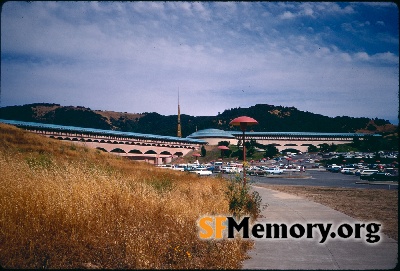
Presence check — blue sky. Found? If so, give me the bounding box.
[1,2,399,124]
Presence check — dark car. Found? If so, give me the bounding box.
[330,167,341,173]
[360,172,398,181]
[207,166,215,172]
[213,165,222,173]
[248,168,266,176]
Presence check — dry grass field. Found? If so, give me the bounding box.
[0,124,253,269]
[256,184,398,241]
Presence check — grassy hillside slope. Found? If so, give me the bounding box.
[0,124,252,269]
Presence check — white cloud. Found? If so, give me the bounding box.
[1,1,398,122]
[373,51,399,63]
[280,11,296,19]
[311,2,354,15]
[355,52,370,61]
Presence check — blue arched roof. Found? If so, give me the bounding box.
[187,128,235,139]
[231,131,381,138]
[0,119,206,144]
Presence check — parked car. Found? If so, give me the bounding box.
[206,166,215,172]
[192,168,213,176]
[360,172,398,181]
[221,166,241,174]
[213,165,222,173]
[360,169,379,176]
[248,167,266,176]
[341,168,355,174]
[264,167,283,175]
[326,165,341,172]
[171,165,186,171]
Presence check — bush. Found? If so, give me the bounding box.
[225,174,262,220]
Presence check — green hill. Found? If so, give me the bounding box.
[0,103,396,137]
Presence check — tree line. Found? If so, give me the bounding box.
[0,103,395,137]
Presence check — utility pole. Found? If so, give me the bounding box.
[177,88,182,138]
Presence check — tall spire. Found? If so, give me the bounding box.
[177,88,182,137]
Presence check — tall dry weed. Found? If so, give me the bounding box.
[0,124,253,269]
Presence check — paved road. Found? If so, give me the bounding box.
[242,186,398,269]
[220,170,398,190]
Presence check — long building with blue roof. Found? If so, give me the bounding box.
[1,118,382,156]
[0,119,206,164]
[188,128,380,152]
[0,119,206,144]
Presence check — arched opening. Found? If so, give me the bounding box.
[282,148,301,154]
[174,152,184,157]
[160,151,172,155]
[144,150,157,154]
[111,148,126,153]
[129,149,143,154]
[96,147,108,152]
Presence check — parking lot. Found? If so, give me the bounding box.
[222,170,398,190]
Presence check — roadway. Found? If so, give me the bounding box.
[221,170,398,190]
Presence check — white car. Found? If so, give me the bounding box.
[221,166,235,173]
[171,165,186,172]
[192,168,213,176]
[222,166,242,174]
[264,167,283,175]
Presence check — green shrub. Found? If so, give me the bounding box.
[225,174,262,220]
[25,153,53,169]
[147,176,176,194]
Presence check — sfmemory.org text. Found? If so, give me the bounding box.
[198,216,381,244]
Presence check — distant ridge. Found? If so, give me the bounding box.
[0,103,397,137]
